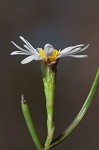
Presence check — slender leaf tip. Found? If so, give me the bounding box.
[21,94,27,104]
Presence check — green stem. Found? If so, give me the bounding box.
[21,95,43,150]
[47,68,99,149]
[41,63,56,148]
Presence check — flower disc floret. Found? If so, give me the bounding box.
[39,48,59,63]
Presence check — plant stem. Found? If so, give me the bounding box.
[41,63,56,148]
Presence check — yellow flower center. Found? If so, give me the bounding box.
[39,48,59,63]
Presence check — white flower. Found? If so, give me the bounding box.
[11,36,89,64]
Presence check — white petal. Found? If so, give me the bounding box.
[44,44,54,56]
[68,44,89,55]
[23,44,32,51]
[67,47,81,54]
[11,51,30,55]
[60,44,84,55]
[21,55,35,64]
[20,36,33,49]
[68,55,88,58]
[11,41,29,53]
[58,53,88,58]
[21,55,43,64]
[72,44,84,48]
[20,36,38,54]
[74,44,89,54]
[59,46,74,55]
[23,45,36,54]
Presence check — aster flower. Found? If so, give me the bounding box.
[11,36,89,65]
[11,36,89,148]
[11,36,99,150]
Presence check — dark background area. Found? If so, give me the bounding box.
[0,0,99,150]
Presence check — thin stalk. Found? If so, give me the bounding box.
[47,68,99,149]
[21,95,43,150]
[41,63,56,148]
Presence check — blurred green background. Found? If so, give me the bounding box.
[0,0,99,149]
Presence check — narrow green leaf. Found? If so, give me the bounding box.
[21,95,43,150]
[47,68,99,149]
